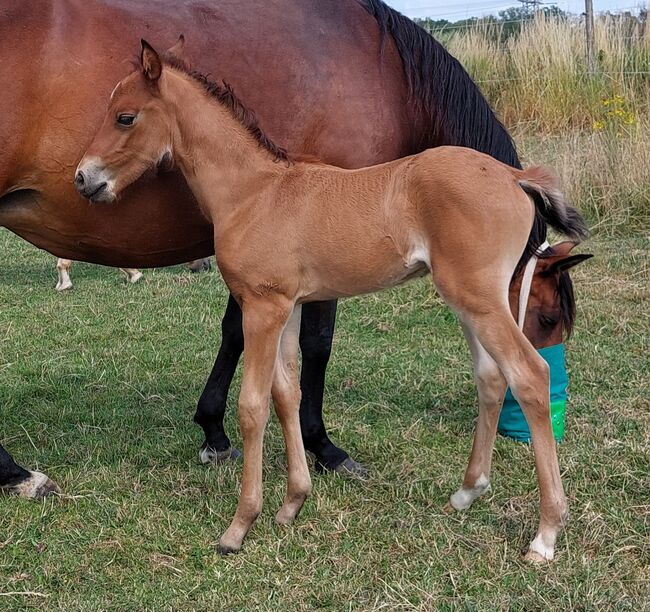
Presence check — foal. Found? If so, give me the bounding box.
[76,42,588,562]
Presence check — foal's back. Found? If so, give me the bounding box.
[235,147,533,303]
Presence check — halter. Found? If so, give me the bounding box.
[517,240,550,329]
[502,240,567,445]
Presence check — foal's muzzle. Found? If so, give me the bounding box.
[74,162,114,203]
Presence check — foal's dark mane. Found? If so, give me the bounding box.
[161,54,291,164]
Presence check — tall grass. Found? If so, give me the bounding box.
[434,14,650,231]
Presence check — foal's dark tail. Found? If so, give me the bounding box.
[516,166,589,338]
[517,166,589,243]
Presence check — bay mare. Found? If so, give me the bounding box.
[0,0,580,497]
[76,42,588,562]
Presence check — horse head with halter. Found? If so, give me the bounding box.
[504,240,593,442]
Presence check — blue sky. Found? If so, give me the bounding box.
[384,1,645,20]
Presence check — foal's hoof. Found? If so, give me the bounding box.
[199,444,242,465]
[447,476,491,511]
[4,471,60,499]
[127,271,143,284]
[275,506,298,526]
[524,534,555,563]
[332,457,370,481]
[217,531,244,556]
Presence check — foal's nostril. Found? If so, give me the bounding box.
[74,171,85,187]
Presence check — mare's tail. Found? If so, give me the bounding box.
[516,166,589,243]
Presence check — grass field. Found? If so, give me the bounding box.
[0,224,648,609]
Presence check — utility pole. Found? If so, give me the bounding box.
[519,0,544,11]
[585,0,596,73]
[518,0,543,14]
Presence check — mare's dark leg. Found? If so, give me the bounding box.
[194,296,368,477]
[194,294,243,463]
[299,300,367,478]
[0,444,30,487]
[0,443,59,498]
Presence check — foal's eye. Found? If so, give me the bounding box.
[117,114,136,127]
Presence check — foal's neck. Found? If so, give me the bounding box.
[165,70,286,220]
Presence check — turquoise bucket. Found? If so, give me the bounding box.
[498,343,568,443]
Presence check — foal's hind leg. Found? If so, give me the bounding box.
[272,305,312,524]
[457,307,567,562]
[448,324,506,511]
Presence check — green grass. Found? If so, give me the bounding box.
[0,228,648,610]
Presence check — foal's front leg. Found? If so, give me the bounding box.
[195,297,365,476]
[217,296,293,554]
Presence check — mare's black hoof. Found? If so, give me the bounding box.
[187,258,212,273]
[33,476,60,498]
[2,471,60,499]
[309,452,370,480]
[307,451,370,480]
[199,445,242,465]
[333,457,370,480]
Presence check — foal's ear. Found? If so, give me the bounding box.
[165,34,191,70]
[141,39,163,84]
